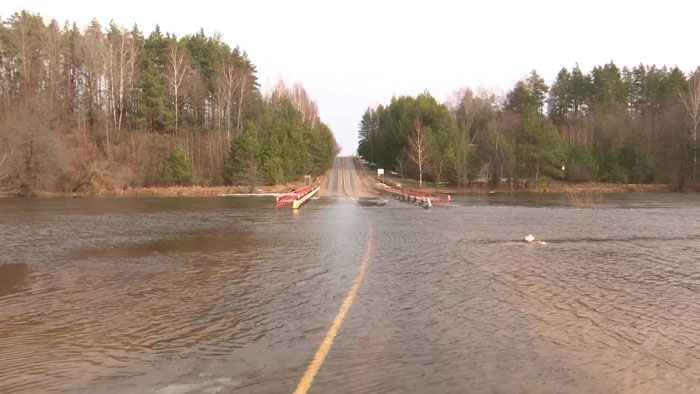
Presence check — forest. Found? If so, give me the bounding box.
[0,11,338,195]
[358,64,700,191]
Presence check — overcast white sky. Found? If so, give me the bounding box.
[4,0,700,154]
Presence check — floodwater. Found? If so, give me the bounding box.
[1,192,700,393]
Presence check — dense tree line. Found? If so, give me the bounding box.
[0,10,337,195]
[359,63,700,191]
[228,82,339,192]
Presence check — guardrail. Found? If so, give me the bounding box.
[292,186,320,209]
[375,183,450,207]
[276,185,313,209]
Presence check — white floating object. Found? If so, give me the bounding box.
[523,234,536,243]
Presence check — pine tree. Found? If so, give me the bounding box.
[160,148,194,185]
[228,129,261,192]
[133,58,171,132]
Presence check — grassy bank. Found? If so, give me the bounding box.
[1,172,329,198]
[355,161,688,194]
[380,177,681,194]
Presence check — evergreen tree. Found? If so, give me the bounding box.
[0,13,338,193]
[548,68,573,125]
[160,148,194,185]
[358,107,379,162]
[570,63,592,116]
[133,57,171,131]
[590,62,627,114]
[228,129,261,192]
[515,115,567,182]
[527,70,548,114]
[262,136,285,184]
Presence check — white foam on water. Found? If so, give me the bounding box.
[154,378,236,394]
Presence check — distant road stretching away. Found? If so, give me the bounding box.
[322,157,374,198]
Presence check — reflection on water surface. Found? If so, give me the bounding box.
[1,194,699,393]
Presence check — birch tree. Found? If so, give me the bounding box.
[39,19,62,115]
[216,59,242,145]
[291,82,319,128]
[102,24,139,139]
[0,23,8,111]
[81,20,106,133]
[6,11,43,102]
[165,43,189,136]
[235,69,248,133]
[407,117,432,188]
[271,81,320,128]
[0,13,340,193]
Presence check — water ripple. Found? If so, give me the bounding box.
[1,195,700,392]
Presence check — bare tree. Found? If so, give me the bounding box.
[394,147,409,179]
[0,104,68,194]
[291,82,320,127]
[5,11,43,103]
[235,70,248,133]
[448,87,496,144]
[448,87,496,187]
[216,59,243,145]
[0,147,15,189]
[102,24,139,141]
[478,162,493,191]
[39,19,62,116]
[0,26,8,111]
[407,117,432,188]
[271,80,321,128]
[432,148,448,192]
[80,20,106,132]
[679,70,700,182]
[165,43,189,136]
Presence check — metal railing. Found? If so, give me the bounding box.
[276,185,313,209]
[376,183,450,207]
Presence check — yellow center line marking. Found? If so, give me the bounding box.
[293,231,372,394]
[294,170,372,394]
[342,159,349,197]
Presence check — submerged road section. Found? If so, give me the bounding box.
[295,156,375,393]
[2,173,700,393]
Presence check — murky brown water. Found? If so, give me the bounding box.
[1,193,700,393]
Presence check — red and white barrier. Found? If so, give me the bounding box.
[376,183,450,207]
[276,185,313,209]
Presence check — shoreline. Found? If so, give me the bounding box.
[0,173,329,199]
[355,162,690,195]
[1,173,697,199]
[441,182,681,195]
[0,183,687,199]
[369,177,692,196]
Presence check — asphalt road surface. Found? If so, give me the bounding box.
[322,156,374,198]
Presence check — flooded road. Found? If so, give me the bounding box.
[1,187,700,393]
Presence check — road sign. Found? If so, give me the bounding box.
[377,168,384,176]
